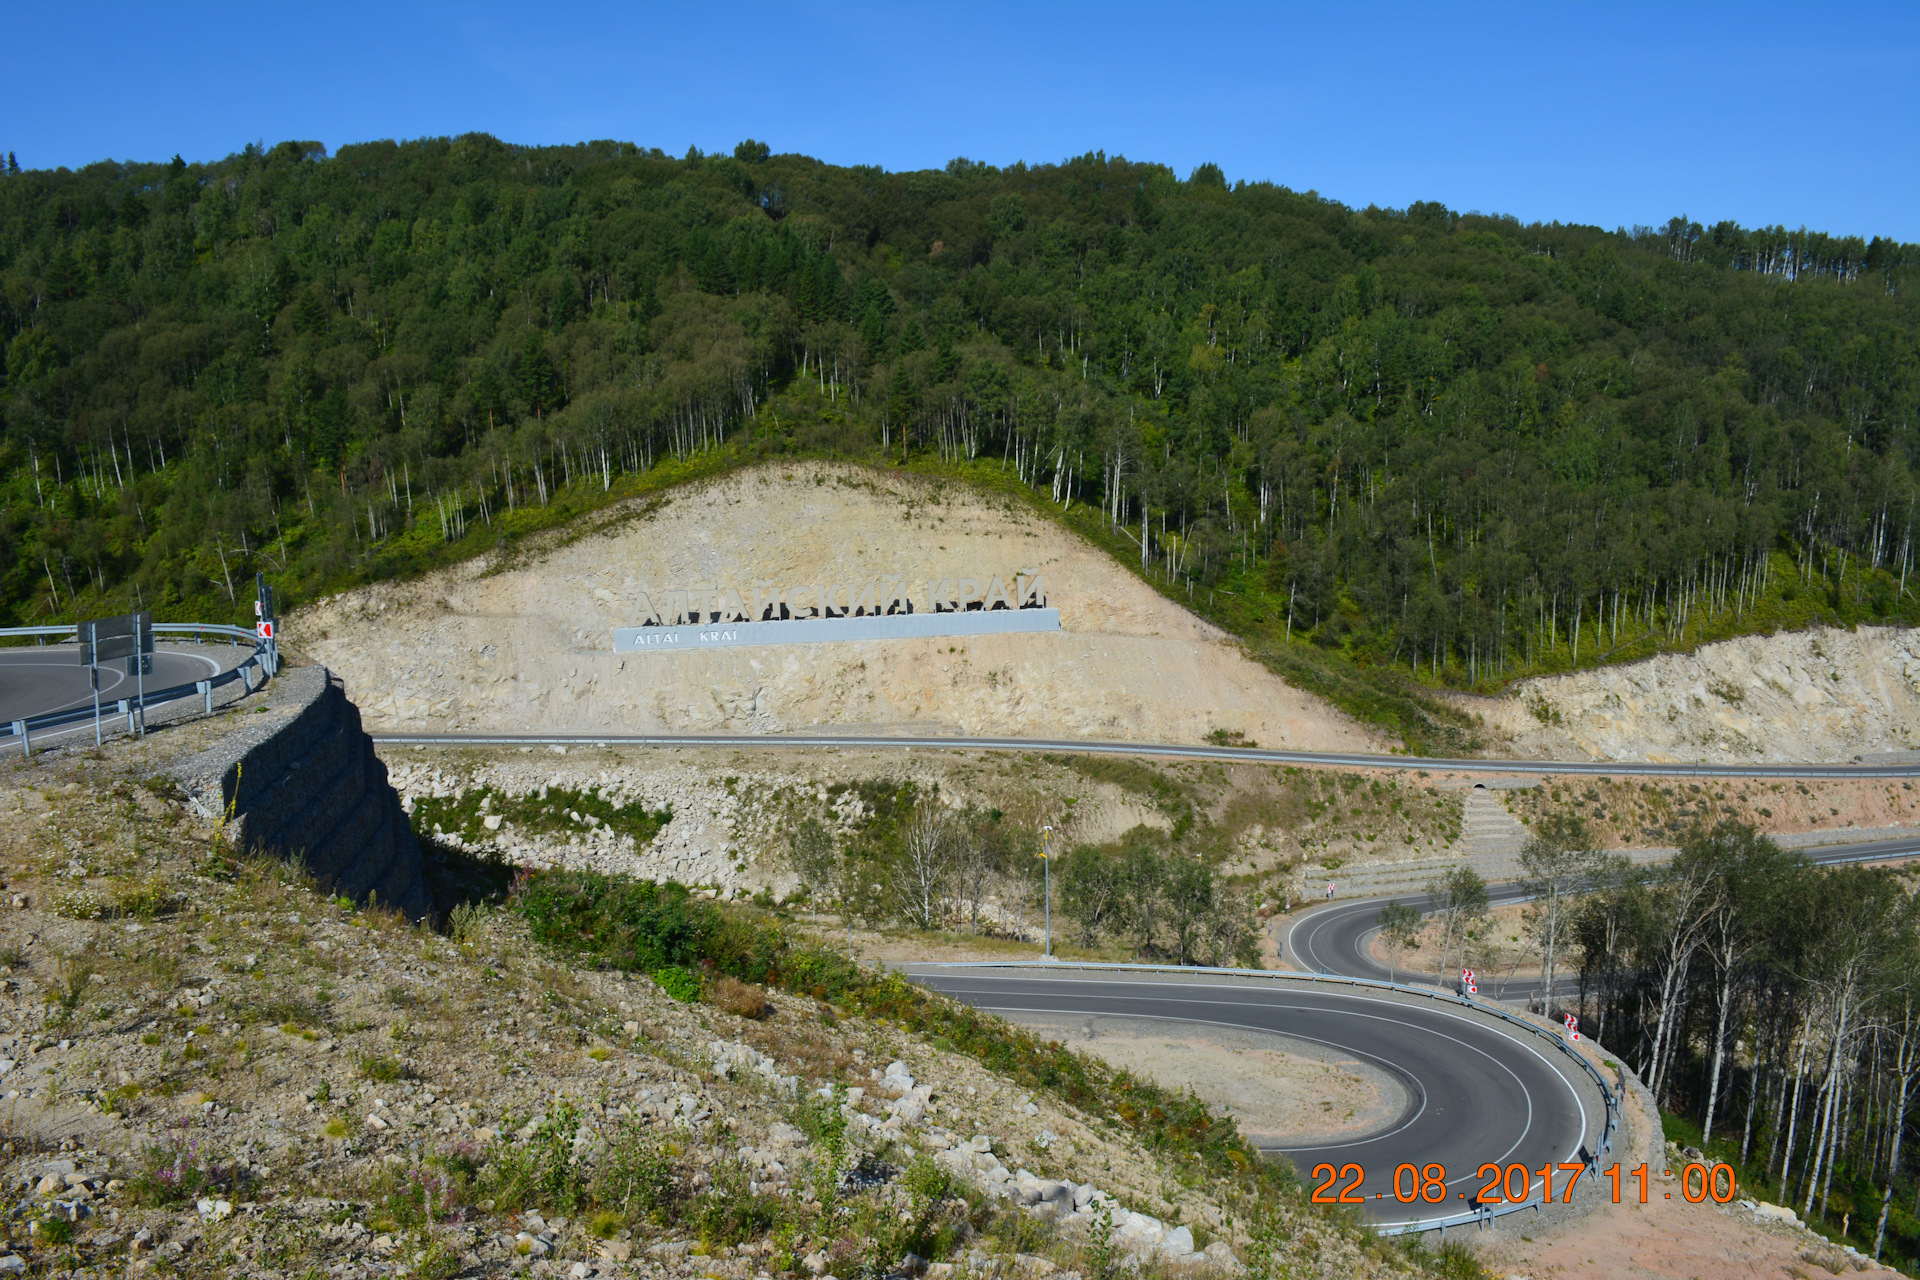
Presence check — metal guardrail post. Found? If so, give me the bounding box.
[0,621,275,748]
[11,721,26,757]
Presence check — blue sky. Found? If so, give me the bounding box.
[11,2,1919,240]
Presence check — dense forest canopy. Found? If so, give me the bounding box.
[2,134,1916,722]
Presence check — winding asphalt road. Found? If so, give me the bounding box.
[1285,834,1920,1002]
[359,728,1910,1226]
[904,966,1609,1227]
[0,643,239,738]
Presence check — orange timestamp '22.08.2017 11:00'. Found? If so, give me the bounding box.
[1309,1161,1739,1208]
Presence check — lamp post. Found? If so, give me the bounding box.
[1041,825,1054,960]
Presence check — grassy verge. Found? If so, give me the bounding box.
[409,783,672,846]
[512,869,1287,1195]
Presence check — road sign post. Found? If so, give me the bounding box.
[81,612,153,739]
[256,573,277,676]
[77,620,103,745]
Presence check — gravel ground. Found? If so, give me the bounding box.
[0,724,1424,1280]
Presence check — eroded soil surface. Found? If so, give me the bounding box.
[1476,624,1920,765]
[996,1014,1405,1149]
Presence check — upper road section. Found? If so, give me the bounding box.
[0,644,240,725]
[366,729,1920,779]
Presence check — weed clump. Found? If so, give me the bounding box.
[411,784,671,847]
[126,1125,247,1207]
[359,1054,409,1083]
[707,974,771,1019]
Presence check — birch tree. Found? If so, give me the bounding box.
[897,799,954,931]
[1690,824,1803,1144]
[1642,849,1724,1103]
[1517,813,1598,1016]
[1425,866,1490,986]
[1874,925,1920,1261]
[1796,868,1904,1221]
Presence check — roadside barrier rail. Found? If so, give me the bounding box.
[908,959,1622,1238]
[0,623,278,753]
[364,729,1920,780]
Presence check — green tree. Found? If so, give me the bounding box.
[1377,900,1420,982]
[1517,812,1600,1015]
[1425,866,1490,986]
[1059,844,1125,947]
[787,817,837,897]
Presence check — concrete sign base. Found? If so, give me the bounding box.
[614,608,1060,653]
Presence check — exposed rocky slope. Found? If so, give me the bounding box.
[382,746,1465,910]
[0,719,1420,1279]
[291,464,1380,753]
[1477,625,1920,763]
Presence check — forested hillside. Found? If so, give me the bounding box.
[2,135,1916,737]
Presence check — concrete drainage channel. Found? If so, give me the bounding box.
[1,622,280,754]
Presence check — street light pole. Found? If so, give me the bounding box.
[1041,825,1054,960]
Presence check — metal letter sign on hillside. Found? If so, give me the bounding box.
[78,611,152,742]
[613,572,1060,653]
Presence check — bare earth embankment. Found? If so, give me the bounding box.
[291,463,1381,752]
[1475,625,1920,764]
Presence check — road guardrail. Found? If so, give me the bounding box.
[364,729,1920,780]
[1,623,279,754]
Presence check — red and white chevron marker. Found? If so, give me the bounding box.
[1461,967,1477,995]
[1564,1013,1580,1041]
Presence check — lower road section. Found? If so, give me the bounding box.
[1286,834,1920,1000]
[904,966,1608,1228]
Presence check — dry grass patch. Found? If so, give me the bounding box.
[707,975,772,1020]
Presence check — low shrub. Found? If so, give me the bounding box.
[707,975,771,1019]
[114,876,172,921]
[652,965,702,1002]
[126,1125,243,1207]
[513,868,1285,1194]
[687,1157,782,1246]
[482,1101,592,1215]
[359,1054,409,1083]
[50,886,109,920]
[594,1126,680,1224]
